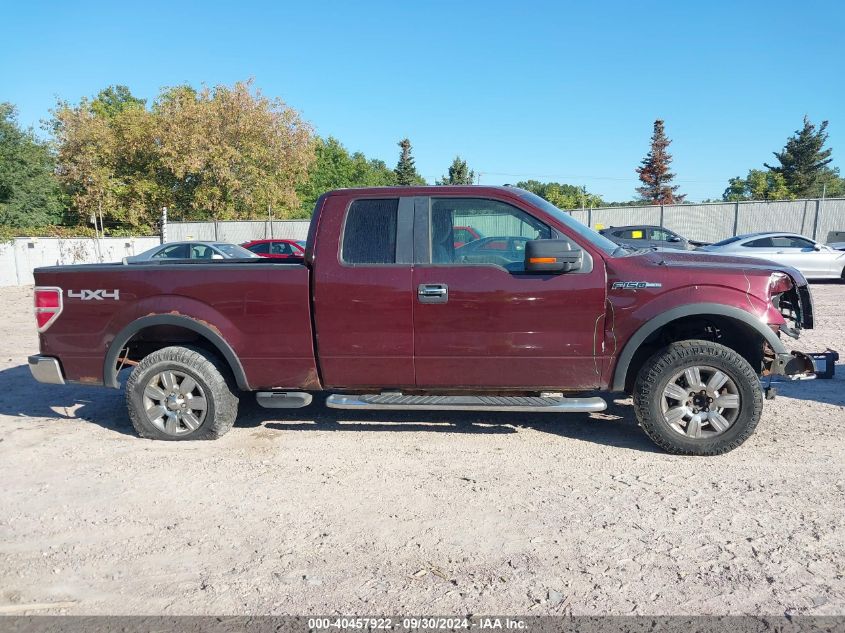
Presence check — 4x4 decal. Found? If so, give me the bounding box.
[67,289,120,301]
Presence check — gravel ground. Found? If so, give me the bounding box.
[0,283,843,616]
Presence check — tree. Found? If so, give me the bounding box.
[765,116,833,197]
[722,169,793,201]
[155,80,314,220]
[436,155,475,185]
[90,85,146,119]
[393,138,425,185]
[0,103,63,226]
[53,80,316,228]
[515,180,603,209]
[297,137,395,213]
[635,119,685,204]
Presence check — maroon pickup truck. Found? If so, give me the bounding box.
[29,186,816,454]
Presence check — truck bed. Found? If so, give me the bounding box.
[34,261,318,390]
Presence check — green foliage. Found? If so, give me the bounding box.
[0,103,63,227]
[297,137,396,212]
[90,85,146,119]
[636,120,685,204]
[765,116,833,197]
[436,155,475,185]
[722,169,793,201]
[515,180,603,209]
[394,138,426,185]
[51,80,315,228]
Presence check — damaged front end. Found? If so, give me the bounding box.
[763,272,817,379]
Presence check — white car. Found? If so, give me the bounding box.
[700,232,845,280]
[125,241,259,263]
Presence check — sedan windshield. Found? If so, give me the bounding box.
[515,190,622,256]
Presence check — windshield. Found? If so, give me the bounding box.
[515,190,622,256]
[213,243,260,258]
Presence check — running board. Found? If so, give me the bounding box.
[325,393,606,413]
[256,391,313,408]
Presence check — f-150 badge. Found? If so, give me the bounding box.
[611,281,662,290]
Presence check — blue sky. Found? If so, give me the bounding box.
[1,0,843,202]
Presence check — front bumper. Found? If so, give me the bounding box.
[28,355,65,385]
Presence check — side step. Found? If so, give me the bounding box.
[325,393,606,413]
[256,391,313,409]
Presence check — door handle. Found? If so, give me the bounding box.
[418,283,448,304]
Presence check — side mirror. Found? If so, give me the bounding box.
[813,244,823,251]
[524,239,583,273]
[667,236,681,242]
[212,253,225,260]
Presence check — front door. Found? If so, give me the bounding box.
[412,196,607,390]
[312,195,416,388]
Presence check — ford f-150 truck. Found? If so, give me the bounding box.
[29,186,816,454]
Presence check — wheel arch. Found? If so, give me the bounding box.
[103,314,250,390]
[610,303,786,393]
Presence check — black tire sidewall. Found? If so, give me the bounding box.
[635,341,763,455]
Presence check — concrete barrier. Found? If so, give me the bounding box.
[0,236,161,287]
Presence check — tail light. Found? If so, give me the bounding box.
[34,286,63,332]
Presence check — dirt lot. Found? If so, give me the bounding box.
[0,284,843,616]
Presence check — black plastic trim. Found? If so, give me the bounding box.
[610,303,788,392]
[103,315,250,390]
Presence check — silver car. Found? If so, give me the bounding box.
[700,232,845,280]
[125,241,260,263]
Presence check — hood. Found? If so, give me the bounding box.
[626,249,809,285]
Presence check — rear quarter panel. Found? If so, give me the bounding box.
[34,263,318,390]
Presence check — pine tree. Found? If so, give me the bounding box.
[635,119,685,204]
[436,155,475,185]
[394,138,424,185]
[764,116,833,197]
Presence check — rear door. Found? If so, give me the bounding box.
[412,195,606,389]
[312,195,416,388]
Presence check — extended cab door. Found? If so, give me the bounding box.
[412,195,607,390]
[311,195,416,388]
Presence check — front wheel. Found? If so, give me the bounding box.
[633,340,763,455]
[126,346,239,440]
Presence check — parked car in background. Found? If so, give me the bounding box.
[700,232,845,280]
[242,239,306,259]
[827,230,845,251]
[125,241,259,263]
[453,225,483,248]
[599,225,702,250]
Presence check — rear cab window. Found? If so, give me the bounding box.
[341,199,399,264]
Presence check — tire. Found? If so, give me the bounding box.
[633,340,763,455]
[125,346,239,440]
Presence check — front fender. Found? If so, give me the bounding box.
[609,302,787,392]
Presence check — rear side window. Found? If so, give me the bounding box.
[342,199,399,264]
[744,237,774,248]
[247,242,270,254]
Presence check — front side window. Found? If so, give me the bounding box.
[431,198,551,270]
[342,199,399,264]
[771,236,815,249]
[271,242,293,255]
[191,244,214,259]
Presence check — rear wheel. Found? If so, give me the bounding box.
[633,340,763,455]
[126,346,239,440]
